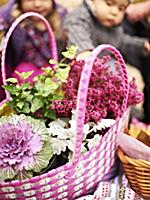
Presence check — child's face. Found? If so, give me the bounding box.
[93,0,129,27]
[20,0,53,17]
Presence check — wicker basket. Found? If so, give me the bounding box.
[118,148,150,200]
[0,12,130,200]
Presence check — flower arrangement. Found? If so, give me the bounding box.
[51,56,143,123]
[3,53,71,121]
[1,46,143,181]
[48,110,116,161]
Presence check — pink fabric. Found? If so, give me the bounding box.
[0,62,40,101]
[12,62,43,83]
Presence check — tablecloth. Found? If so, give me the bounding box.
[76,174,143,200]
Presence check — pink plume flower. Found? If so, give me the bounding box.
[51,57,143,123]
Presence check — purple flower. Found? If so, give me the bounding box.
[0,114,53,180]
[51,57,143,123]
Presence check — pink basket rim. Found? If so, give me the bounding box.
[73,44,129,161]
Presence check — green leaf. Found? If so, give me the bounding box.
[0,166,15,180]
[5,78,18,84]
[38,74,45,81]
[61,45,78,59]
[58,63,69,67]
[3,85,19,95]
[42,67,55,77]
[15,70,33,80]
[31,97,44,113]
[45,77,53,85]
[55,66,70,82]
[44,109,56,120]
[20,92,33,102]
[16,102,24,109]
[49,59,58,65]
[34,78,63,99]
[51,94,64,100]
[20,102,30,113]
[16,170,33,180]
[31,142,53,173]
[35,78,60,96]
[21,82,30,90]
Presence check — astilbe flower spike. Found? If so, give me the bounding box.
[0,114,53,180]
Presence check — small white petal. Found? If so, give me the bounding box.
[87,134,102,150]
[50,138,67,155]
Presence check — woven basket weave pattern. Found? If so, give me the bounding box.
[0,13,129,199]
[0,116,129,200]
[118,148,150,200]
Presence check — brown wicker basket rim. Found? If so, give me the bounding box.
[118,148,150,167]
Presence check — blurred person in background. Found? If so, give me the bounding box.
[63,0,150,59]
[124,0,150,123]
[63,0,150,119]
[0,0,67,101]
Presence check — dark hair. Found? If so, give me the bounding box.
[16,0,21,10]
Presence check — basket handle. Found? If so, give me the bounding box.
[73,44,129,161]
[1,12,58,100]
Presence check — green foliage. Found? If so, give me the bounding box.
[3,46,77,121]
[61,45,78,59]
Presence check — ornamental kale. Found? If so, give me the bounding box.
[0,114,52,180]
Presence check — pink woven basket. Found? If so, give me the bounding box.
[0,12,58,107]
[0,13,130,200]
